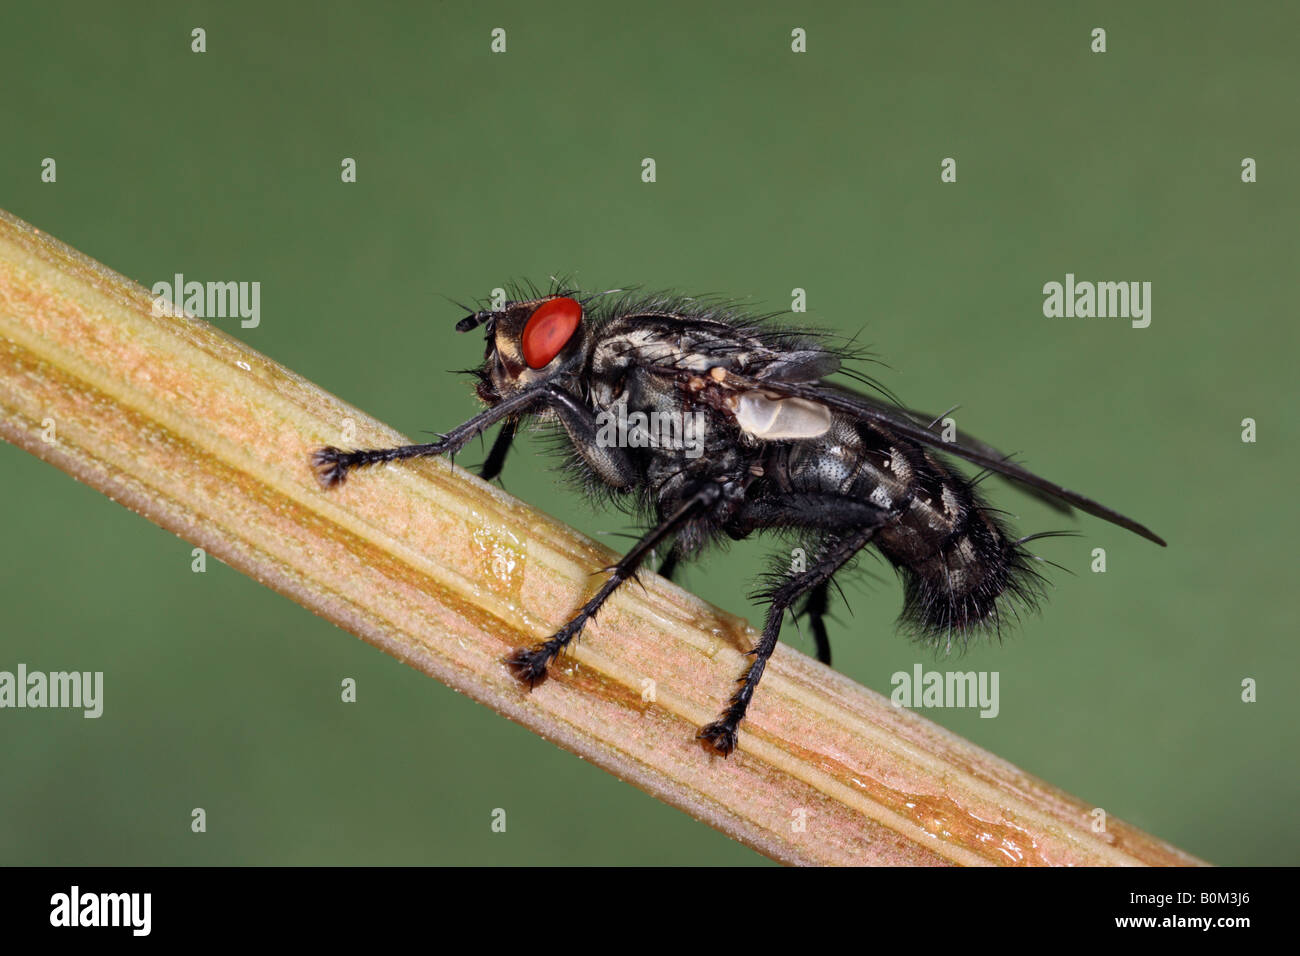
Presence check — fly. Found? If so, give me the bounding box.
[313,285,1165,756]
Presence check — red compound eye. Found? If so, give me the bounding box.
[521,297,582,369]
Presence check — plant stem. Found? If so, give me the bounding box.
[0,209,1204,866]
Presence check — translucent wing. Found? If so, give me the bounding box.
[657,360,1166,546]
[812,390,1076,516]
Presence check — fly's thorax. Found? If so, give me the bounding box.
[592,314,774,379]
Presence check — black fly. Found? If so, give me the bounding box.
[313,285,1165,756]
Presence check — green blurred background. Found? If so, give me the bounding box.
[2,1,1296,865]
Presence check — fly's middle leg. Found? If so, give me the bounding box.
[504,484,722,685]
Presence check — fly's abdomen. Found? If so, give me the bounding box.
[782,420,1040,644]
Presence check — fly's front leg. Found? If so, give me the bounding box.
[699,515,886,757]
[505,484,721,685]
[478,419,516,482]
[656,544,680,582]
[804,581,832,665]
[311,387,542,487]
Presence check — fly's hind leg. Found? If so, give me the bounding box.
[698,519,883,757]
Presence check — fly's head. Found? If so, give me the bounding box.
[456,295,590,404]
